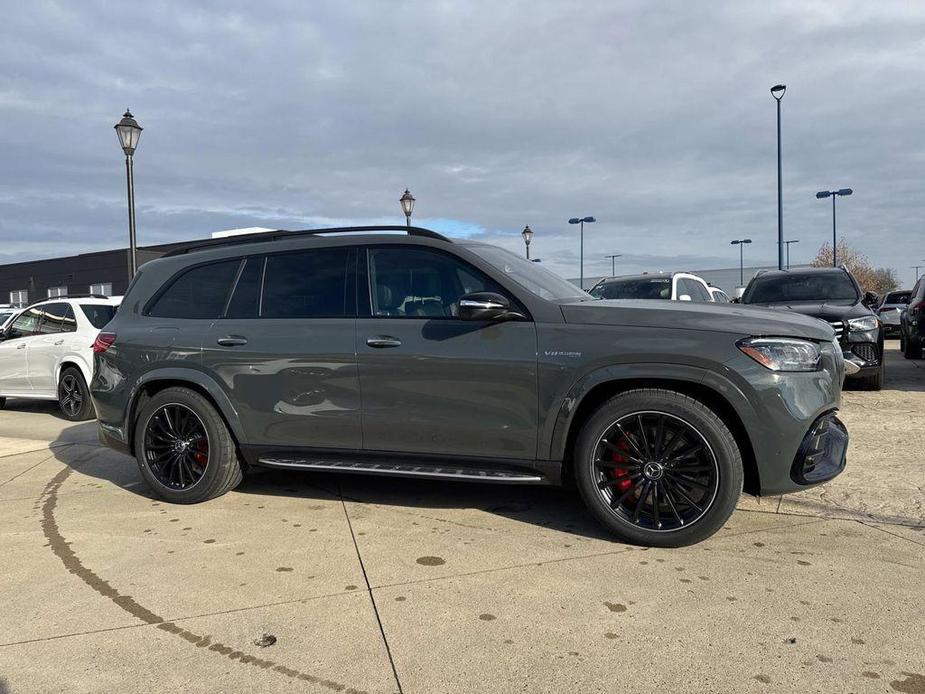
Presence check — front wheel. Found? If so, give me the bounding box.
[574,389,743,547]
[857,364,884,390]
[58,367,95,421]
[134,387,242,503]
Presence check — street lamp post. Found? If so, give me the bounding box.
[604,253,622,276]
[771,84,786,270]
[399,189,415,228]
[784,239,799,270]
[521,225,534,259]
[913,265,924,282]
[815,188,853,266]
[568,216,596,289]
[730,238,752,286]
[114,110,143,279]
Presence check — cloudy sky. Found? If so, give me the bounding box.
[2,1,924,286]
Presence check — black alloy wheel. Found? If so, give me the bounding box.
[592,411,719,532]
[57,367,94,421]
[142,404,211,490]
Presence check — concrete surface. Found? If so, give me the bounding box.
[0,344,922,693]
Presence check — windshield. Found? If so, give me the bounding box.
[883,291,911,305]
[0,310,16,324]
[80,304,117,329]
[465,245,588,301]
[743,273,859,304]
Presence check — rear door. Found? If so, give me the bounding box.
[27,302,69,394]
[356,245,538,460]
[202,248,362,452]
[0,307,43,394]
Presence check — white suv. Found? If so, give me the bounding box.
[0,296,120,420]
[589,272,716,302]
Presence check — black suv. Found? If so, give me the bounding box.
[741,267,884,390]
[91,227,848,547]
[900,276,925,359]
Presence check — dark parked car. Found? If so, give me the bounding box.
[900,277,925,359]
[740,267,884,390]
[91,227,848,547]
[877,290,911,338]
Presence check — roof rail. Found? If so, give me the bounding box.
[163,225,452,257]
[21,294,110,310]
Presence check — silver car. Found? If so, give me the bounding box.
[877,290,911,337]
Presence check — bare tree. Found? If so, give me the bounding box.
[811,241,899,296]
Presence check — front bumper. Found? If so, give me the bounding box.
[790,412,848,486]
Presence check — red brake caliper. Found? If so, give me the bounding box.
[193,439,208,467]
[610,438,634,493]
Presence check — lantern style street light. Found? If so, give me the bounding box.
[815,188,853,266]
[771,84,786,270]
[521,225,534,259]
[568,216,596,289]
[730,238,752,286]
[399,189,415,228]
[114,109,143,278]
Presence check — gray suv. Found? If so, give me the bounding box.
[91,227,848,546]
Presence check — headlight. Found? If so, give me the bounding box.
[737,338,822,372]
[847,315,879,332]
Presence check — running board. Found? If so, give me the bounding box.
[257,457,546,484]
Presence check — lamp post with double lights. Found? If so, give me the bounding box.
[114,110,143,279]
[815,188,852,266]
[521,225,534,259]
[399,189,415,228]
[568,216,596,289]
[784,239,799,269]
[604,253,622,276]
[730,238,752,286]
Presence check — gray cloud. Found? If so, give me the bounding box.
[1,1,923,285]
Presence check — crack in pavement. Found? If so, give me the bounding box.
[39,465,368,694]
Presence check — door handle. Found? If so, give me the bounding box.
[216,336,248,347]
[16,343,26,350]
[366,336,402,348]
[54,339,64,345]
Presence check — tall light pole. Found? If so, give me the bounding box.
[784,239,799,270]
[521,225,534,259]
[771,84,786,270]
[114,110,142,279]
[815,188,853,266]
[730,238,752,286]
[568,216,596,289]
[399,189,415,228]
[604,253,622,276]
[913,263,925,282]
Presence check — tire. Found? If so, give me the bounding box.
[903,334,922,360]
[574,388,743,547]
[58,367,95,421]
[857,364,884,390]
[133,387,242,503]
[0,397,5,409]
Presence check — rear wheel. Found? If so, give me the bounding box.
[574,389,743,547]
[134,387,242,503]
[58,368,94,421]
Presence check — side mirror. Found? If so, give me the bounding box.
[457,292,519,321]
[863,291,880,307]
[678,294,692,302]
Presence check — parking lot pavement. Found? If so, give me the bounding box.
[0,344,923,693]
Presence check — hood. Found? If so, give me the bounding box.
[560,299,835,341]
[743,300,871,321]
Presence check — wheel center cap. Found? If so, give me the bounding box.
[643,462,664,480]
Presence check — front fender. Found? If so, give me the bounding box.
[125,367,247,451]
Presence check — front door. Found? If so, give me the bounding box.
[0,307,43,394]
[357,246,538,461]
[201,249,362,451]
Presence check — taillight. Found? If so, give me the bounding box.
[92,332,117,353]
[911,300,925,314]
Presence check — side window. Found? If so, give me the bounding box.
[261,248,352,319]
[7,307,43,339]
[61,305,77,333]
[680,278,710,302]
[36,303,66,334]
[148,260,241,319]
[225,257,263,319]
[368,247,508,318]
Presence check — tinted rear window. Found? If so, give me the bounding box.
[884,291,911,305]
[80,304,117,329]
[590,278,671,300]
[743,273,858,304]
[148,260,241,319]
[261,248,351,318]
